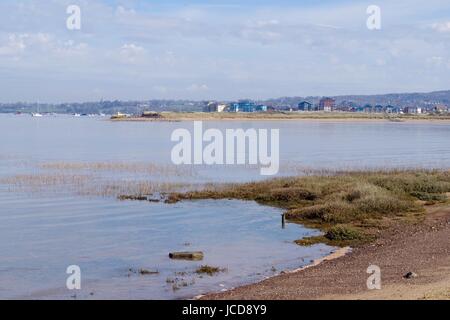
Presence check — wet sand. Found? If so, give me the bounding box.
[202,205,450,300]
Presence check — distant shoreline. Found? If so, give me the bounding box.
[110,112,450,122]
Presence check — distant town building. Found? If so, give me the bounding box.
[318,98,335,112]
[404,106,422,114]
[433,104,448,113]
[363,104,373,113]
[374,105,384,113]
[201,103,229,113]
[277,105,293,112]
[298,101,313,111]
[336,101,359,112]
[203,102,219,112]
[229,100,257,113]
[229,103,238,112]
[217,104,228,113]
[385,105,401,113]
[255,104,268,112]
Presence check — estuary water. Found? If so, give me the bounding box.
[0,114,449,299]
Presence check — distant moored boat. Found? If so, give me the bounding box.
[111,112,128,119]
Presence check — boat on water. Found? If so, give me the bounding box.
[32,103,43,117]
[110,112,128,119]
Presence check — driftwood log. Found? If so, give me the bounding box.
[169,251,204,261]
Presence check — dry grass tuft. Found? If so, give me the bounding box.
[195,265,227,276]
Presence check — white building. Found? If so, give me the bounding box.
[217,104,228,112]
[405,107,422,114]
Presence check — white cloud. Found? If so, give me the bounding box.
[248,19,280,28]
[432,21,450,33]
[187,84,209,92]
[427,56,444,67]
[0,32,90,61]
[0,33,52,58]
[153,85,169,94]
[53,40,89,57]
[119,43,146,64]
[115,5,136,17]
[0,34,26,56]
[375,58,387,66]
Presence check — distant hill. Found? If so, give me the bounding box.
[263,90,450,108]
[1,90,449,114]
[334,90,450,107]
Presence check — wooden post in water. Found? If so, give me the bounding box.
[281,213,286,229]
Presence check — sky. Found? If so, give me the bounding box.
[0,0,450,103]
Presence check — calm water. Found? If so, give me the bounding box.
[0,114,449,299]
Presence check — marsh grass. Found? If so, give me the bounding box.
[0,174,92,193]
[40,161,196,177]
[0,173,193,198]
[0,160,201,198]
[166,170,450,246]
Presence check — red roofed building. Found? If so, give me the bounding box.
[318,98,335,112]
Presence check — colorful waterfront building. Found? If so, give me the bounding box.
[229,100,257,112]
[318,98,335,112]
[298,101,313,111]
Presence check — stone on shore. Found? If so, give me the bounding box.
[169,251,204,261]
[403,272,418,279]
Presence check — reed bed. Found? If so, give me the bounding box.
[0,173,194,198]
[80,180,196,198]
[40,161,196,177]
[0,174,92,192]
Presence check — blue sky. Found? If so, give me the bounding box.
[0,0,449,103]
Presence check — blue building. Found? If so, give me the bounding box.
[385,105,402,114]
[256,104,268,112]
[298,101,313,111]
[374,105,384,113]
[229,101,257,112]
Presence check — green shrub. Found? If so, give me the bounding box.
[267,187,318,202]
[354,194,416,216]
[287,201,354,223]
[344,190,362,202]
[410,191,448,202]
[325,225,364,241]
